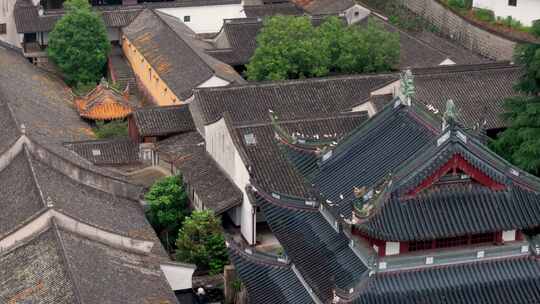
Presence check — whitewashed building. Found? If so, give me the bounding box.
[473,0,540,26]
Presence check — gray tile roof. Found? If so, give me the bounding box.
[0,101,21,155]
[193,73,398,125]
[123,9,243,101]
[14,0,242,33]
[236,112,368,197]
[14,0,142,33]
[314,103,440,217]
[28,152,161,245]
[0,228,78,304]
[58,228,178,304]
[0,47,94,145]
[353,256,540,303]
[413,63,522,130]
[64,138,140,166]
[0,48,177,303]
[0,151,44,237]
[157,132,243,214]
[132,104,195,137]
[251,189,369,302]
[228,241,316,304]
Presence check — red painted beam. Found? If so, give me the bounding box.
[406,154,505,197]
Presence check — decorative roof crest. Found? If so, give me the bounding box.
[398,69,414,106]
[442,99,458,130]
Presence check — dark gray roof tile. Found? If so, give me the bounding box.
[0,229,78,304]
[157,132,243,214]
[133,104,195,137]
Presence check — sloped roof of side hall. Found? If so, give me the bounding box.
[192,72,398,125]
[0,47,178,303]
[123,9,244,100]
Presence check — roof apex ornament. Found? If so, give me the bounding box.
[20,123,26,134]
[399,68,414,106]
[442,99,458,130]
[100,77,109,88]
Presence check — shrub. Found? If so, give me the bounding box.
[176,210,229,275]
[447,0,470,10]
[93,120,128,139]
[473,8,495,22]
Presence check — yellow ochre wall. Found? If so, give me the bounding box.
[122,35,182,106]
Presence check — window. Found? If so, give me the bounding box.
[148,68,152,80]
[508,0,517,6]
[0,24,6,35]
[184,15,191,22]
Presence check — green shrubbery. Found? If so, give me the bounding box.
[176,210,229,275]
[447,0,472,10]
[473,8,495,22]
[93,120,128,139]
[489,21,540,175]
[246,16,400,81]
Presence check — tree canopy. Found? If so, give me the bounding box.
[490,21,540,174]
[245,16,400,81]
[145,175,190,249]
[176,210,229,275]
[47,0,111,86]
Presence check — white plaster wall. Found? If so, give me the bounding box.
[157,4,246,33]
[502,229,516,242]
[385,241,400,256]
[160,264,196,291]
[473,0,540,26]
[197,75,230,88]
[0,0,22,48]
[205,118,255,244]
[345,4,371,24]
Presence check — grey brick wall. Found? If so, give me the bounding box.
[403,0,516,60]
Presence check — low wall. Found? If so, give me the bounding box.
[402,0,517,60]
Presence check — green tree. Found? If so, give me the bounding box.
[145,175,190,249]
[47,0,111,86]
[246,15,329,81]
[176,210,229,275]
[490,21,540,174]
[245,16,400,81]
[93,120,128,139]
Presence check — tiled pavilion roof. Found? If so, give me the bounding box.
[74,81,133,120]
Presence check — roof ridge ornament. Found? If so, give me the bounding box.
[442,99,458,130]
[398,68,414,106]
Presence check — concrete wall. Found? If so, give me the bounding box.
[160,263,196,291]
[205,118,255,244]
[157,4,245,34]
[474,0,540,26]
[0,0,22,48]
[402,0,517,60]
[122,35,184,106]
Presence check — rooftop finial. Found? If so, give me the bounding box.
[20,123,26,134]
[399,69,414,106]
[442,99,457,130]
[100,77,109,88]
